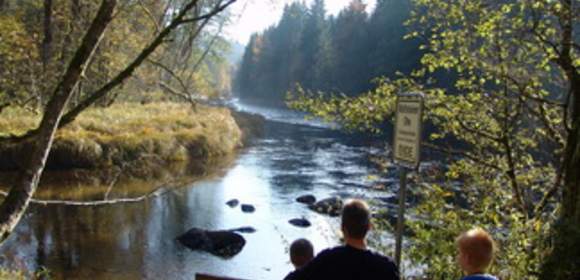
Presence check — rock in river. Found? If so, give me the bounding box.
[309,197,343,217]
[226,199,239,208]
[241,204,255,213]
[230,226,257,233]
[177,228,247,258]
[296,194,316,205]
[289,218,311,228]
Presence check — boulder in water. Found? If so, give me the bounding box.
[226,199,239,208]
[309,197,343,217]
[230,226,257,233]
[241,204,255,213]
[296,194,316,205]
[177,228,247,258]
[289,218,311,228]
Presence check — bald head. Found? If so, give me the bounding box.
[457,228,495,273]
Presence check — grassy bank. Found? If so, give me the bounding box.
[0,102,243,172]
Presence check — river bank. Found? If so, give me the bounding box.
[0,102,264,181]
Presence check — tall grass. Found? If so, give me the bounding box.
[0,102,242,169]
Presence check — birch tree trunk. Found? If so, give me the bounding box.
[0,0,117,243]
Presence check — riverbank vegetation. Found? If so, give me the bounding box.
[0,102,242,171]
[280,0,579,279]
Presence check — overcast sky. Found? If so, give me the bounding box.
[224,0,377,45]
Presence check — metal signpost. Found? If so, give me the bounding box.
[393,92,424,268]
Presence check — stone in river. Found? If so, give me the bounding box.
[309,197,343,217]
[289,218,311,228]
[177,228,246,258]
[226,199,239,208]
[230,226,257,234]
[241,204,255,213]
[296,194,316,205]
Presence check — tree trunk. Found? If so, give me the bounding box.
[41,0,53,70]
[0,0,117,243]
[540,0,580,277]
[541,59,580,280]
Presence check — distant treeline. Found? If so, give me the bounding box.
[235,0,422,107]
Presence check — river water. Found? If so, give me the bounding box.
[0,103,400,280]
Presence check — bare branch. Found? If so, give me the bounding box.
[147,58,190,93]
[137,0,161,33]
[0,187,171,207]
[178,0,236,24]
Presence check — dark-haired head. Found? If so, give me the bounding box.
[290,238,314,268]
[341,199,371,240]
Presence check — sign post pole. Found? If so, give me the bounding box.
[392,92,424,269]
[395,167,407,267]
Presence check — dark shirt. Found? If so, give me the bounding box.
[461,274,498,280]
[289,245,400,280]
[284,270,298,280]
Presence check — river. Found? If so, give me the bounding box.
[0,102,400,280]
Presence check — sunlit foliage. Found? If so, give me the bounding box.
[288,0,579,278]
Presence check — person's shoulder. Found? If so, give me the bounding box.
[367,250,397,265]
[317,245,348,257]
[461,274,499,280]
[283,270,298,280]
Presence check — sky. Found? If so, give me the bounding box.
[224,0,377,45]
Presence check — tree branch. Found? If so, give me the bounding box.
[178,0,236,24]
[0,187,170,207]
[137,0,161,33]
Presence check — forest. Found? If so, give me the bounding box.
[0,0,234,113]
[235,0,422,106]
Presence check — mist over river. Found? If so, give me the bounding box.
[0,102,401,280]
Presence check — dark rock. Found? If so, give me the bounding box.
[309,197,343,217]
[289,218,311,228]
[177,228,246,258]
[241,204,255,213]
[226,199,239,208]
[296,194,316,205]
[230,226,257,234]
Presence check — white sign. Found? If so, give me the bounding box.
[394,93,424,168]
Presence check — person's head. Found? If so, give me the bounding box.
[456,228,496,274]
[290,238,314,268]
[341,199,371,241]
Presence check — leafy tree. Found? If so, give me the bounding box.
[289,0,579,278]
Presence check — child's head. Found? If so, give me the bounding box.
[456,228,496,274]
[290,238,314,269]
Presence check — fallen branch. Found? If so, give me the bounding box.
[0,187,171,207]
